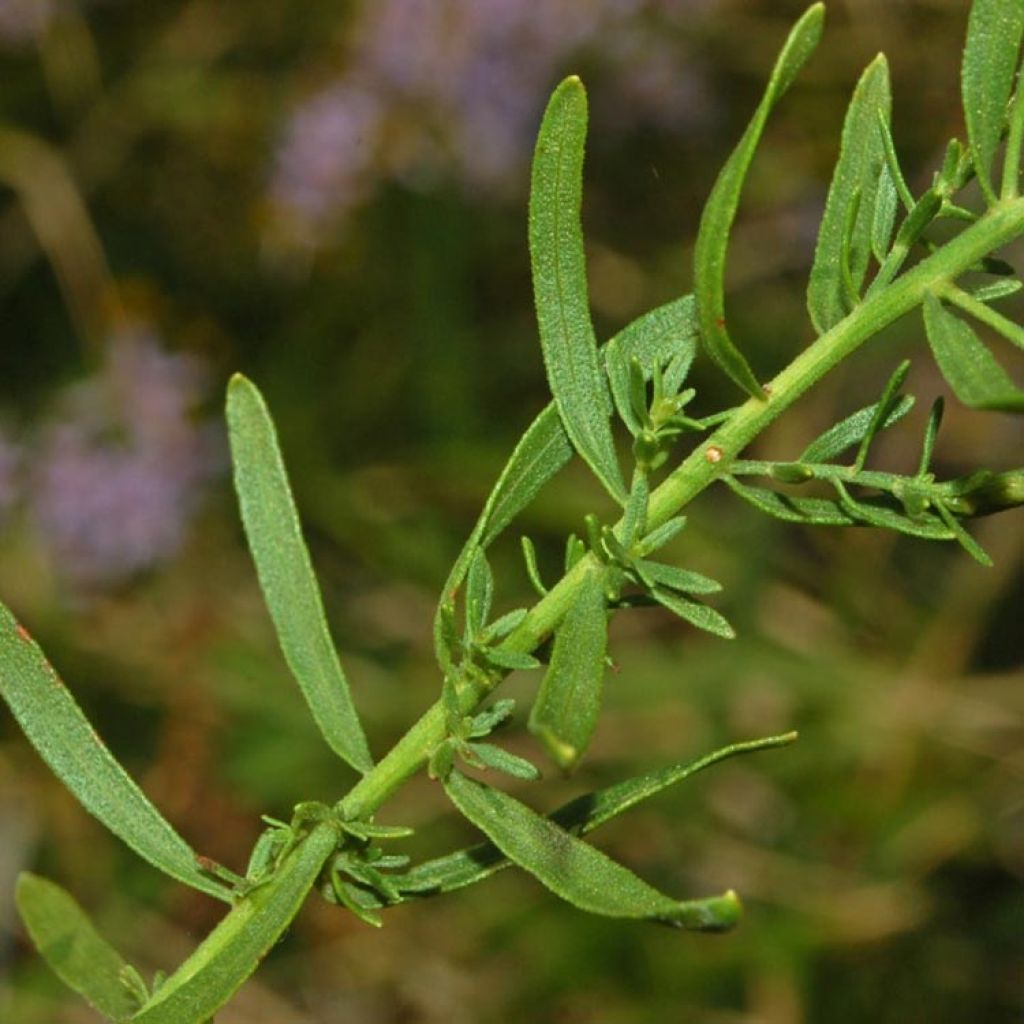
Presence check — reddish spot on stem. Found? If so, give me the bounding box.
[705,446,724,464]
[15,624,30,643]
[196,855,219,873]
[715,317,726,329]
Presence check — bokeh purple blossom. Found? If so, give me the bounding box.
[0,0,53,48]
[25,329,218,589]
[267,0,717,250]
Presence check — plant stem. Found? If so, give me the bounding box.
[339,196,1024,821]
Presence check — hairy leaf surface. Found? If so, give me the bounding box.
[0,604,232,902]
[443,770,740,930]
[529,569,608,770]
[17,873,143,1022]
[227,376,373,773]
[962,0,1024,202]
[923,293,1024,411]
[808,54,891,332]
[530,76,626,503]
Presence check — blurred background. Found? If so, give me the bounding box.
[0,0,1020,1021]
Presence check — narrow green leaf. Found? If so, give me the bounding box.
[917,397,944,476]
[635,516,687,557]
[923,293,1024,411]
[17,873,143,1022]
[465,741,541,780]
[808,54,891,333]
[131,822,339,1024]
[564,533,587,572]
[343,733,797,911]
[876,111,915,212]
[621,470,650,546]
[226,375,373,774]
[0,606,232,902]
[831,480,954,540]
[443,770,740,930]
[529,569,608,771]
[935,502,993,566]
[464,549,493,640]
[800,394,915,462]
[853,360,911,471]
[650,586,735,640]
[724,476,857,526]
[694,3,825,398]
[521,536,549,596]
[962,0,1024,204]
[529,76,626,503]
[340,820,414,841]
[483,608,529,643]
[484,647,542,672]
[871,163,898,263]
[468,699,517,738]
[943,282,1024,351]
[972,279,1023,302]
[634,561,723,596]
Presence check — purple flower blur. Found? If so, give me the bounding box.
[29,328,217,588]
[0,0,53,47]
[267,0,717,250]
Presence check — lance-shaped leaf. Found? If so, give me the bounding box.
[529,76,626,503]
[528,569,608,770]
[0,605,232,902]
[871,163,899,263]
[694,4,825,398]
[131,821,339,1024]
[800,394,914,462]
[17,873,145,1022]
[724,477,860,526]
[808,54,891,333]
[650,586,735,640]
[464,549,494,640]
[227,375,373,774]
[922,293,1024,412]
[443,770,740,930]
[376,732,796,906]
[961,0,1024,204]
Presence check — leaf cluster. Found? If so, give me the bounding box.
[4,2,1024,1021]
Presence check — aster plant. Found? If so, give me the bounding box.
[4,2,1024,1020]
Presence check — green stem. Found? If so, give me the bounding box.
[340,196,1024,822]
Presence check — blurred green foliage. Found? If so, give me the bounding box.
[0,1,1020,1021]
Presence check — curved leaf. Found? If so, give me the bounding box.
[923,293,1024,411]
[385,733,795,905]
[0,605,232,902]
[227,375,373,774]
[17,872,143,1022]
[443,770,740,931]
[694,4,825,397]
[529,76,627,503]
[808,54,892,333]
[528,568,608,770]
[962,0,1024,204]
[131,821,339,1024]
